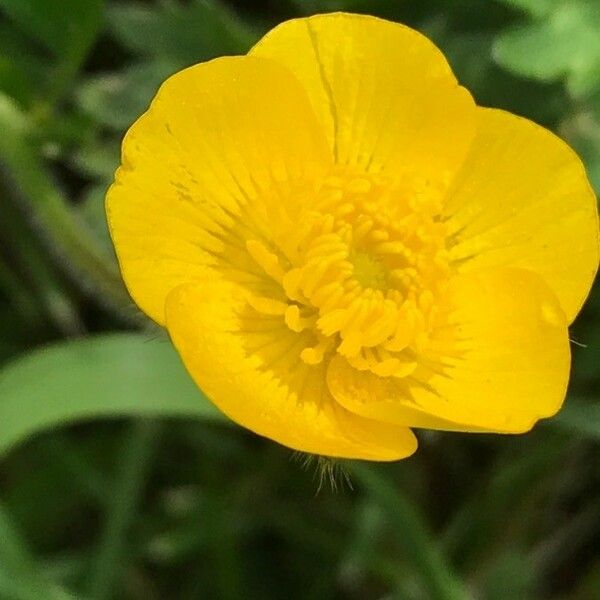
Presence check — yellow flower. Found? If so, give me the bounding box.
[107,13,599,461]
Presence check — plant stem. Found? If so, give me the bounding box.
[0,502,78,600]
[350,463,468,600]
[87,420,159,600]
[0,95,131,318]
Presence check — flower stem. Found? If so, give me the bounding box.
[350,462,468,600]
[0,95,131,318]
[0,501,79,600]
[87,420,159,600]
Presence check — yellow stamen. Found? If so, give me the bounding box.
[247,295,287,315]
[244,167,454,378]
[246,240,285,283]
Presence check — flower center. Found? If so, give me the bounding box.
[245,170,453,378]
[351,251,387,290]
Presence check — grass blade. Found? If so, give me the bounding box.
[350,463,467,600]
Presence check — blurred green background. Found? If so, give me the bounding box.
[0,0,599,598]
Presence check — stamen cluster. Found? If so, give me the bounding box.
[246,171,453,378]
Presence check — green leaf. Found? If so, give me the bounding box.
[476,547,535,599]
[0,0,103,59]
[76,61,178,130]
[107,0,257,64]
[0,333,226,457]
[72,139,120,183]
[78,184,113,252]
[0,93,128,313]
[552,399,600,440]
[0,502,78,600]
[292,0,401,18]
[0,23,46,106]
[497,0,563,18]
[441,31,568,127]
[560,110,600,193]
[88,420,160,600]
[441,433,570,570]
[0,0,104,106]
[350,463,467,600]
[76,2,261,132]
[494,0,600,98]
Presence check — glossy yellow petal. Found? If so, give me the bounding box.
[107,56,332,325]
[250,13,476,197]
[328,268,570,433]
[444,107,599,323]
[165,279,417,460]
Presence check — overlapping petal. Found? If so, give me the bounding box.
[327,268,570,433]
[250,13,476,199]
[165,278,418,460]
[444,108,599,322]
[107,56,332,324]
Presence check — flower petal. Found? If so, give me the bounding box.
[328,268,570,433]
[107,56,332,325]
[445,107,599,323]
[165,279,417,460]
[250,13,476,195]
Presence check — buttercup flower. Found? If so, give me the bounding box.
[107,13,599,460]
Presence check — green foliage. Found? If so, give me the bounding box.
[0,334,224,457]
[76,1,259,131]
[0,0,103,59]
[494,0,600,97]
[0,0,104,108]
[350,464,467,600]
[499,0,563,18]
[107,0,256,62]
[76,61,177,130]
[554,398,600,440]
[0,1,598,598]
[494,0,600,189]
